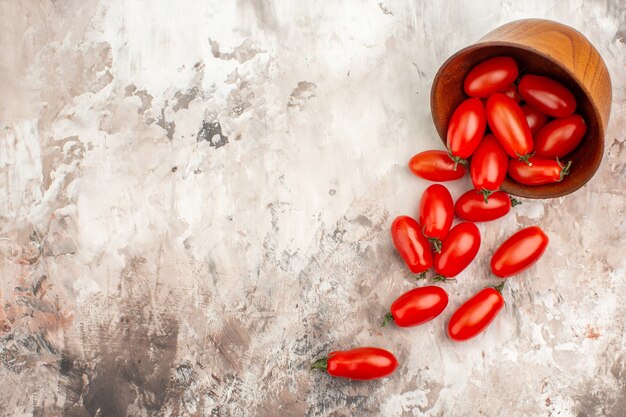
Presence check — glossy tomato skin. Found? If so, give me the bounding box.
[446,98,486,159]
[434,222,481,278]
[518,74,577,118]
[409,150,466,181]
[389,286,449,327]
[491,226,549,278]
[508,157,571,185]
[464,57,519,98]
[521,104,550,135]
[455,190,514,222]
[419,184,454,241]
[325,348,398,380]
[470,134,509,193]
[448,287,504,341]
[486,94,534,159]
[534,115,587,158]
[391,216,433,273]
[500,84,521,103]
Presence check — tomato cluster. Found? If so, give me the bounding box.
[443,57,584,188]
[311,56,579,381]
[388,185,548,341]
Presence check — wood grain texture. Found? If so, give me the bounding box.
[431,19,612,198]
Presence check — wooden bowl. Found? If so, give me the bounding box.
[431,19,612,198]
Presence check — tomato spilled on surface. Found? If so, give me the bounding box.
[311,348,398,381]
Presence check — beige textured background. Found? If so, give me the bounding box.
[0,1,625,416]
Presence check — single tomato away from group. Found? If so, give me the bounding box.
[382,286,449,327]
[448,285,505,341]
[311,348,398,380]
[408,150,467,181]
[491,226,549,278]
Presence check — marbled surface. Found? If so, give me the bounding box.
[1,1,625,416]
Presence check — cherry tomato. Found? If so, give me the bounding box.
[418,184,454,252]
[446,98,486,165]
[508,157,572,185]
[470,134,509,200]
[408,150,466,181]
[491,226,549,278]
[463,56,519,98]
[500,84,521,103]
[521,104,549,135]
[454,190,520,222]
[448,285,505,341]
[518,74,576,118]
[311,347,398,380]
[486,93,533,162]
[434,222,481,279]
[534,115,587,158]
[382,286,448,327]
[391,216,433,274]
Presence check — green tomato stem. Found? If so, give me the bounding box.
[479,188,494,203]
[492,282,505,293]
[428,237,442,254]
[447,150,468,171]
[517,152,535,166]
[432,274,449,283]
[381,312,394,327]
[557,158,572,181]
[310,358,328,372]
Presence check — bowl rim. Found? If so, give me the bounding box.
[430,40,606,198]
